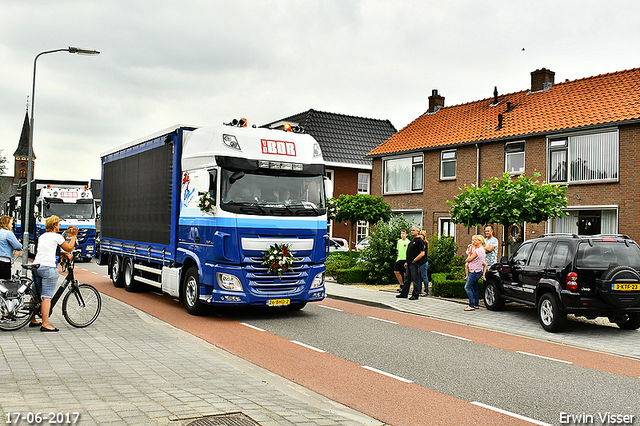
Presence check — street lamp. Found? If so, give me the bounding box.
[22,46,100,270]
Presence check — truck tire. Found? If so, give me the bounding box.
[183,267,206,316]
[110,256,124,288]
[123,258,138,292]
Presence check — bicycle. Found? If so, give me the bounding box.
[0,251,102,331]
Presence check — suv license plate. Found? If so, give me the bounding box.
[267,298,290,307]
[612,283,640,291]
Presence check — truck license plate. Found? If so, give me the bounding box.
[612,283,640,291]
[267,298,290,307]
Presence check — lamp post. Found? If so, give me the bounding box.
[22,46,100,270]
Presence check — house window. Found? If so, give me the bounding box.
[383,155,423,194]
[549,131,618,183]
[549,208,618,235]
[440,150,456,179]
[505,141,525,174]
[438,217,456,240]
[356,220,369,243]
[357,173,370,194]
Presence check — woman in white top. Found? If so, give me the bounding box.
[33,215,77,332]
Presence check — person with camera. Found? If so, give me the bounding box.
[33,216,77,332]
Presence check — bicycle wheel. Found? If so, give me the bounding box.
[62,284,102,328]
[0,288,38,331]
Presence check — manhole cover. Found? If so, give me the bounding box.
[183,412,260,426]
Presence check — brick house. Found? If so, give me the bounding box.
[263,109,397,247]
[367,67,640,257]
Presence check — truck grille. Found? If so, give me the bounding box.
[244,256,309,294]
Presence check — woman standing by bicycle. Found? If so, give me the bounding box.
[0,215,22,279]
[33,216,77,332]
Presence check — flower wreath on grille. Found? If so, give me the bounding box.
[262,243,296,277]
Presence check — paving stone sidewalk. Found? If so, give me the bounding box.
[0,294,382,426]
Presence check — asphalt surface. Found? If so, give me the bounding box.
[1,263,639,426]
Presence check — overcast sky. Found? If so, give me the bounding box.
[2,0,640,181]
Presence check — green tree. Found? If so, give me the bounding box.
[360,215,418,284]
[0,149,6,176]
[447,172,568,240]
[334,194,393,250]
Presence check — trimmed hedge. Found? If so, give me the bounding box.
[326,252,360,278]
[432,272,485,299]
[336,267,372,284]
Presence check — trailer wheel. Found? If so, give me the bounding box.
[123,258,138,292]
[183,267,206,316]
[110,256,124,288]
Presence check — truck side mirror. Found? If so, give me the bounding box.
[500,256,508,264]
[229,171,245,184]
[323,176,333,200]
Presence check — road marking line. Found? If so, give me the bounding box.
[362,366,413,383]
[291,340,325,353]
[366,316,398,324]
[516,351,573,364]
[430,331,471,341]
[471,402,552,426]
[318,305,343,312]
[240,323,265,332]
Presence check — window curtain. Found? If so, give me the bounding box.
[570,132,618,181]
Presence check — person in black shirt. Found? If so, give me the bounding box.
[397,226,426,300]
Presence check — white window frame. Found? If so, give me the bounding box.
[438,217,456,241]
[548,130,619,184]
[356,220,369,243]
[383,154,424,194]
[357,172,370,194]
[547,206,618,235]
[505,141,525,175]
[440,150,457,180]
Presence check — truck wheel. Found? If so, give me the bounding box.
[110,256,124,288]
[183,267,206,316]
[123,258,138,292]
[538,292,567,332]
[483,281,505,311]
[614,313,640,330]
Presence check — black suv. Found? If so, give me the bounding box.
[484,234,640,332]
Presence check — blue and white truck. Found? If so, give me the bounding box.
[97,121,329,314]
[16,180,97,260]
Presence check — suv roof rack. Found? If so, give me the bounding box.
[537,233,579,239]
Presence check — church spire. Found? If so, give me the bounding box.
[13,111,35,184]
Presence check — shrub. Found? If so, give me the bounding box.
[428,234,458,274]
[432,272,484,298]
[360,215,419,284]
[325,251,360,278]
[336,267,372,284]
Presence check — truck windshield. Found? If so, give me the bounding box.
[220,169,326,216]
[44,201,95,219]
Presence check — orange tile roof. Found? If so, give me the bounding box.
[368,67,640,157]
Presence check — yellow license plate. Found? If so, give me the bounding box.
[613,283,640,291]
[267,298,290,307]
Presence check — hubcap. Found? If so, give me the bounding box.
[540,299,553,325]
[486,286,495,306]
[186,277,197,306]
[112,260,119,280]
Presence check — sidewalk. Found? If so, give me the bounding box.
[325,281,640,360]
[0,293,383,426]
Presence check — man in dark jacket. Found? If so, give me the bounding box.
[397,226,426,300]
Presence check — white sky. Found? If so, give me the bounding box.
[2,0,640,181]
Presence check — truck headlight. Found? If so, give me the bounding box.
[310,272,325,289]
[85,245,94,252]
[217,273,243,291]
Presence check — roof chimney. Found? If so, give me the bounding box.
[531,68,555,92]
[428,89,445,113]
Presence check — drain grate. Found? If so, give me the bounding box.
[182,412,260,426]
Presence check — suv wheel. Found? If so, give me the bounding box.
[538,292,567,332]
[613,313,640,330]
[484,281,504,311]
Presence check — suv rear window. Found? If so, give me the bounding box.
[576,241,640,268]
